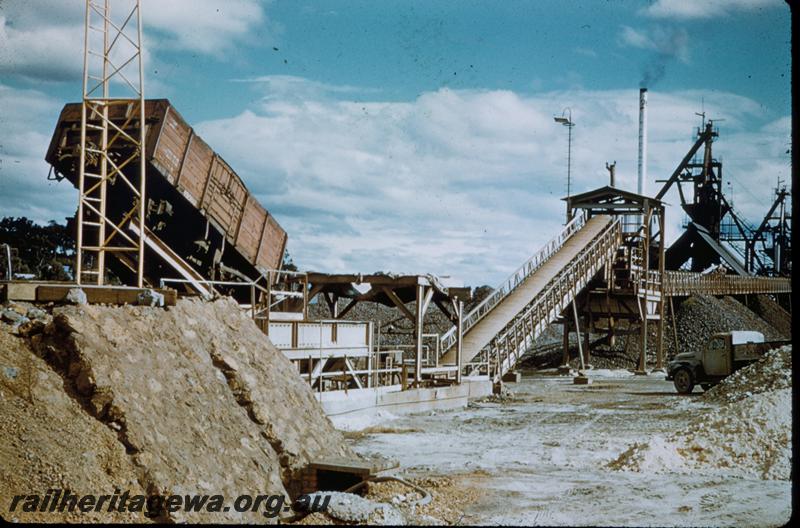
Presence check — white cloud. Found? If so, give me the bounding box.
[0,83,77,223]
[192,78,789,285]
[619,25,690,63]
[142,0,269,56]
[0,0,270,82]
[0,14,81,82]
[233,75,380,101]
[620,26,652,51]
[642,0,783,19]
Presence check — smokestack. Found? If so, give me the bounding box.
[637,88,648,196]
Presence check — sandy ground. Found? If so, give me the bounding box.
[348,371,791,526]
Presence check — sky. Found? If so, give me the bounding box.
[0,0,792,287]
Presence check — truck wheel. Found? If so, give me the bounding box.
[673,368,694,394]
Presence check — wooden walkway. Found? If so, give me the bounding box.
[441,215,613,367]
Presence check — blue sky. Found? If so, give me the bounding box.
[0,0,792,286]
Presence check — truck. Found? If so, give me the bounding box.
[666,331,789,394]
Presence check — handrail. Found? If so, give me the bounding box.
[479,218,622,380]
[663,270,791,296]
[159,268,308,298]
[439,212,588,353]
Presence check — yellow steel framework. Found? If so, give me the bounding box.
[77,0,146,286]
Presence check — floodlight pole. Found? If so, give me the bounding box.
[554,108,575,222]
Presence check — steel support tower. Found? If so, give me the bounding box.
[77,0,146,286]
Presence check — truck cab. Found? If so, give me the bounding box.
[666,331,768,394]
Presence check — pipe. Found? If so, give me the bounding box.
[2,244,11,280]
[637,88,648,196]
[606,161,616,188]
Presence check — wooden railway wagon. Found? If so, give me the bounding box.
[45,99,287,286]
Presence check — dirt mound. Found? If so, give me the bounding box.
[704,345,792,404]
[748,295,792,338]
[2,297,355,523]
[0,330,148,523]
[165,299,354,479]
[609,347,792,481]
[609,388,791,480]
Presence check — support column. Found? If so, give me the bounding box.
[583,312,592,366]
[638,206,652,374]
[572,299,585,371]
[302,275,309,321]
[456,300,463,384]
[670,297,680,357]
[654,207,666,371]
[414,284,424,388]
[367,321,373,388]
[562,318,570,366]
[637,298,647,374]
[608,314,616,347]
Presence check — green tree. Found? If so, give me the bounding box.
[282,249,298,272]
[466,284,494,311]
[0,217,74,280]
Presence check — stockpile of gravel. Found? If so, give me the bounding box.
[748,295,792,338]
[663,295,786,359]
[519,324,629,370]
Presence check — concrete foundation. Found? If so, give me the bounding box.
[317,377,493,429]
[557,365,575,376]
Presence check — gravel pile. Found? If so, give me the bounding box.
[1,301,52,337]
[748,294,792,338]
[663,295,786,358]
[609,345,792,481]
[703,345,792,404]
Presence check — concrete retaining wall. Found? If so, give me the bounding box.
[316,378,493,430]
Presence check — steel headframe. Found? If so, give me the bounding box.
[77,0,146,286]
